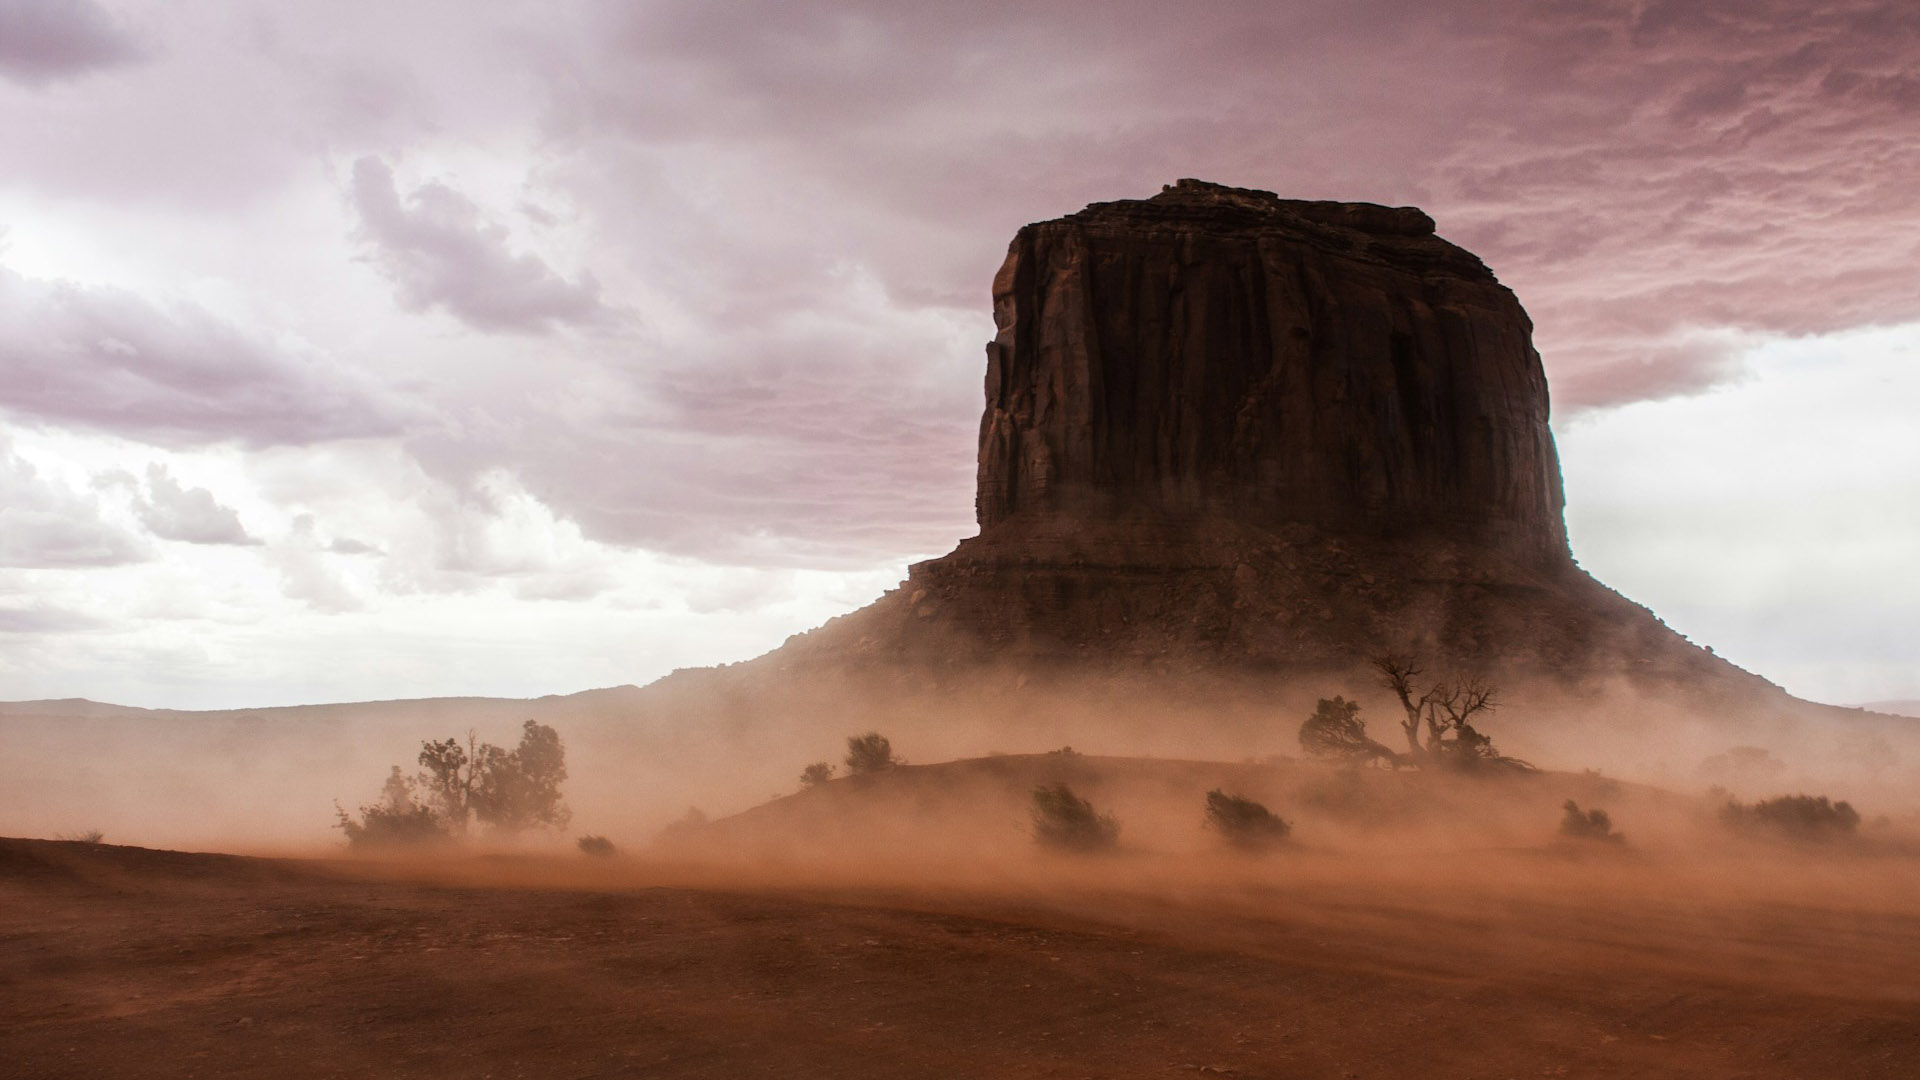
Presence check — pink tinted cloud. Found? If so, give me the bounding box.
[548,0,1920,415]
[130,464,260,546]
[0,267,403,448]
[0,438,147,568]
[0,0,144,87]
[6,1,1917,569]
[350,157,611,334]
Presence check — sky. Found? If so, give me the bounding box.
[0,0,1915,709]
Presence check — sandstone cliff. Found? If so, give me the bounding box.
[781,181,1771,696]
[976,179,1565,565]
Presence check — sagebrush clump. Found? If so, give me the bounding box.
[1721,794,1860,840]
[844,732,899,775]
[1559,800,1623,843]
[1203,789,1292,849]
[1031,783,1119,852]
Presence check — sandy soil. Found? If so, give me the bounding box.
[5,836,1920,1079]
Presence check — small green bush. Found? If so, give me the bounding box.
[799,761,835,788]
[1559,800,1623,843]
[1204,789,1292,849]
[1031,783,1119,852]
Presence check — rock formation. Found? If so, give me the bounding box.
[788,180,1769,693]
[974,181,1564,565]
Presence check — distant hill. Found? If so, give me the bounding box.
[1863,701,1920,719]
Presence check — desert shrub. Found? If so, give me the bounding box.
[658,806,709,844]
[799,761,835,788]
[844,732,898,775]
[335,766,451,850]
[1721,794,1861,840]
[57,829,106,844]
[1031,783,1119,851]
[338,721,571,845]
[576,834,617,857]
[1559,800,1623,843]
[1298,696,1398,766]
[1204,789,1292,849]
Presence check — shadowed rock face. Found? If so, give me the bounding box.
[976,179,1567,564]
[783,181,1767,693]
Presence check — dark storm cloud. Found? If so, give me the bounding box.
[0,439,147,568]
[350,157,612,334]
[545,0,1920,417]
[0,267,405,448]
[0,0,144,87]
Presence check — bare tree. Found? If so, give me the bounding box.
[1372,655,1529,771]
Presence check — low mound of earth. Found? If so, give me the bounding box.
[7,834,1920,1079]
[681,751,1698,863]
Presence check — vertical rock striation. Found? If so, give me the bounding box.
[975,179,1566,564]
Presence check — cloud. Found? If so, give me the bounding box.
[272,515,362,612]
[327,537,383,556]
[5,0,1919,577]
[131,464,261,546]
[0,0,145,87]
[0,438,147,568]
[541,0,1920,417]
[0,605,106,633]
[350,156,612,334]
[0,265,406,448]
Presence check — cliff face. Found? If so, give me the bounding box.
[784,181,1768,692]
[975,180,1567,564]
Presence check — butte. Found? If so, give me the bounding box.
[778,180,1767,705]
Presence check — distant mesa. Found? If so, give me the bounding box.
[789,179,1764,691]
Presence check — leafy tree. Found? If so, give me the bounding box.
[336,721,570,845]
[844,732,899,775]
[1031,783,1119,851]
[1298,696,1400,766]
[1373,655,1530,771]
[415,735,478,829]
[1204,789,1292,849]
[472,720,571,834]
[799,761,836,788]
[1559,800,1623,843]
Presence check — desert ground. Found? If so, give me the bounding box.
[7,754,1920,1080]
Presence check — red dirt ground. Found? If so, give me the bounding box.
[5,836,1920,1079]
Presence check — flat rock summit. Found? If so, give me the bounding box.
[789,180,1767,694]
